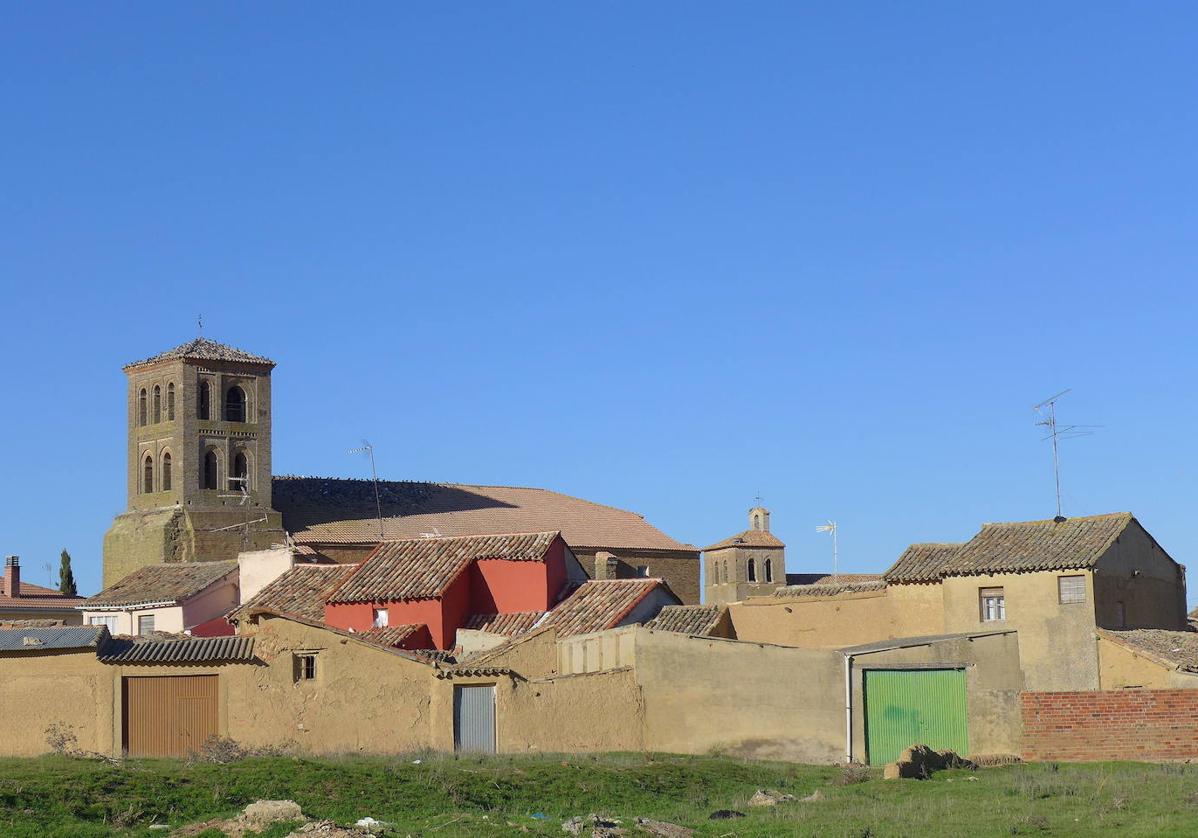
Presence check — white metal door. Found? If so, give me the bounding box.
[453,685,496,753]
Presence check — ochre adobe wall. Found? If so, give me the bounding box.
[1021,690,1198,762]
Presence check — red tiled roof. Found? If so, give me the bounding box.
[644,604,723,635]
[328,532,559,604]
[357,624,426,648]
[233,564,358,623]
[464,611,547,637]
[542,578,668,638]
[884,543,963,583]
[943,513,1136,576]
[0,580,86,612]
[85,562,238,609]
[273,477,695,552]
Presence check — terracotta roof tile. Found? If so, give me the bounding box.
[125,337,274,370]
[272,477,695,552]
[464,611,547,637]
[0,579,87,611]
[703,530,785,551]
[785,573,882,586]
[645,604,722,635]
[85,561,238,609]
[943,513,1135,577]
[357,624,425,648]
[329,532,559,603]
[1099,629,1198,673]
[884,543,964,583]
[234,564,358,623]
[774,579,888,598]
[542,578,667,638]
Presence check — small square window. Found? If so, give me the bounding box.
[979,587,1005,622]
[296,654,318,681]
[373,608,389,628]
[137,614,156,636]
[1058,575,1086,605]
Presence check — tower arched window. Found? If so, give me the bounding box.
[203,449,219,490]
[161,452,172,491]
[747,558,756,582]
[230,450,249,492]
[138,389,147,426]
[764,558,774,583]
[166,383,175,421]
[199,382,211,420]
[142,454,154,494]
[152,385,161,424]
[225,386,246,422]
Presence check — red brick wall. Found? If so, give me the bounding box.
[1022,689,1198,762]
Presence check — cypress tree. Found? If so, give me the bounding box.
[58,549,77,597]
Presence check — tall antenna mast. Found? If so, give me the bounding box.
[816,521,838,579]
[349,440,385,539]
[1033,389,1096,521]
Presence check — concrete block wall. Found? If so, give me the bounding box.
[1022,689,1198,762]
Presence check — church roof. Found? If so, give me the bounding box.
[703,529,785,552]
[124,338,275,370]
[272,477,696,553]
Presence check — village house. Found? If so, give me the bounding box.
[102,338,701,602]
[81,561,240,637]
[724,511,1188,691]
[0,556,86,625]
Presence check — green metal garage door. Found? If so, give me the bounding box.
[864,669,968,765]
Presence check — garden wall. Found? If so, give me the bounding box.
[1022,689,1198,761]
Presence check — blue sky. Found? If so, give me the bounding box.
[2,4,1197,601]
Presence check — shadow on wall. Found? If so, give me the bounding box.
[271,478,517,530]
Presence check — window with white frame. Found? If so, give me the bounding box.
[137,614,156,635]
[1058,575,1086,604]
[88,615,117,631]
[372,608,389,628]
[979,587,1005,622]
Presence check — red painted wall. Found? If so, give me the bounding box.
[323,535,570,650]
[189,614,236,637]
[471,537,568,613]
[398,624,434,651]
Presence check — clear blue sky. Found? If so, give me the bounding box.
[3,4,1197,602]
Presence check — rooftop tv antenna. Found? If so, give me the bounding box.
[1033,389,1098,521]
[816,521,839,580]
[349,440,385,539]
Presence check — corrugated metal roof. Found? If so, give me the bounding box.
[99,635,255,664]
[329,531,559,603]
[0,626,107,652]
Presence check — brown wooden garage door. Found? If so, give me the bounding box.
[123,675,218,757]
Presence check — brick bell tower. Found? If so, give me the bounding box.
[101,338,284,587]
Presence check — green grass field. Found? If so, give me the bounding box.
[0,752,1196,837]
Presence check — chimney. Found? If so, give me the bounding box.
[4,556,20,598]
